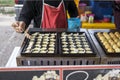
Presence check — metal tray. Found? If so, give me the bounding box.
[20,31,59,57]
[94,29,120,56]
[59,32,96,57]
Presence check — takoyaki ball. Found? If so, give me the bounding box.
[37,39,42,42]
[112,44,119,49]
[117,42,120,47]
[43,37,49,40]
[78,51,85,54]
[99,36,106,41]
[109,32,116,39]
[63,51,69,54]
[30,36,36,39]
[74,37,79,39]
[35,41,41,45]
[48,51,54,53]
[105,36,111,40]
[115,48,120,53]
[61,37,66,39]
[44,39,49,42]
[68,37,73,39]
[41,34,45,37]
[107,48,114,53]
[32,32,39,36]
[40,51,47,53]
[82,39,87,42]
[50,36,55,39]
[75,42,81,45]
[69,43,75,45]
[109,32,115,38]
[108,39,114,43]
[105,44,112,49]
[101,39,107,43]
[77,45,82,48]
[61,32,66,35]
[62,42,68,45]
[70,51,78,54]
[32,48,39,51]
[68,39,73,41]
[79,33,85,36]
[32,50,39,53]
[109,41,116,46]
[103,32,108,36]
[70,45,76,48]
[73,33,79,36]
[49,44,55,47]
[42,45,47,47]
[28,43,34,47]
[62,45,68,48]
[48,48,55,51]
[41,48,47,50]
[30,38,35,41]
[44,33,49,36]
[81,36,85,38]
[84,45,89,48]
[75,39,81,42]
[43,42,49,44]
[26,46,32,50]
[61,34,67,37]
[35,44,41,48]
[78,48,84,51]
[114,38,119,43]
[83,42,88,45]
[36,36,42,39]
[62,39,67,42]
[51,33,56,36]
[103,41,109,46]
[49,42,55,45]
[63,48,69,51]
[97,32,102,36]
[70,48,76,51]
[114,32,120,36]
[86,51,93,53]
[85,48,91,51]
[68,33,73,36]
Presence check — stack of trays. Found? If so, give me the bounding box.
[59,32,95,57]
[20,31,96,57]
[95,30,120,56]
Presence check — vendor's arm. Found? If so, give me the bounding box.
[12,0,36,33]
[65,0,78,17]
[18,0,35,29]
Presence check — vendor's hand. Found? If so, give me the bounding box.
[24,32,31,39]
[24,29,31,39]
[12,21,26,33]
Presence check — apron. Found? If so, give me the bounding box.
[41,0,67,28]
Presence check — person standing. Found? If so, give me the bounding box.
[113,0,120,29]
[12,0,78,33]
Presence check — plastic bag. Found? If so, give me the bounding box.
[68,18,81,30]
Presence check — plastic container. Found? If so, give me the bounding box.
[78,3,87,16]
[68,18,81,30]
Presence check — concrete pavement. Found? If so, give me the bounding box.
[0,14,24,67]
